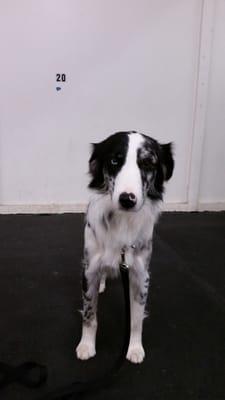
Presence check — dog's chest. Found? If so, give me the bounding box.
[86,197,158,270]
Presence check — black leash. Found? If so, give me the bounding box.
[0,361,47,389]
[39,258,130,399]
[0,254,130,399]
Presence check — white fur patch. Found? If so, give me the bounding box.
[112,133,144,211]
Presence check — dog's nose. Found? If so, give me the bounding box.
[119,192,137,209]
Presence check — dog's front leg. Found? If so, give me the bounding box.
[76,260,101,360]
[126,257,150,364]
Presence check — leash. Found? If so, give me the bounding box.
[0,251,131,399]
[0,361,47,389]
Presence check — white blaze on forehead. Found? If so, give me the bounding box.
[113,133,144,209]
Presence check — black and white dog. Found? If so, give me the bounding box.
[76,131,174,363]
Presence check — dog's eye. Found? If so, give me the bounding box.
[139,158,155,170]
[110,158,118,166]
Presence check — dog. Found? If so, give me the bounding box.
[76,131,174,363]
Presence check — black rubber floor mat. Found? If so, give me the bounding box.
[0,213,224,400]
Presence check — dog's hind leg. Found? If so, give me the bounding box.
[76,256,101,360]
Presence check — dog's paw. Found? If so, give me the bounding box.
[76,341,96,360]
[126,344,145,364]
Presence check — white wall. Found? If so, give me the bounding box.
[199,0,225,205]
[0,0,224,213]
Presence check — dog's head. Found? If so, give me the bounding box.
[88,131,174,211]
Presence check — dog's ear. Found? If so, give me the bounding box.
[88,143,105,190]
[89,144,99,176]
[160,142,174,181]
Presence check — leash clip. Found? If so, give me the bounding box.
[120,247,129,270]
[120,262,129,271]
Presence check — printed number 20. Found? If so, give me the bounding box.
[56,74,66,82]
